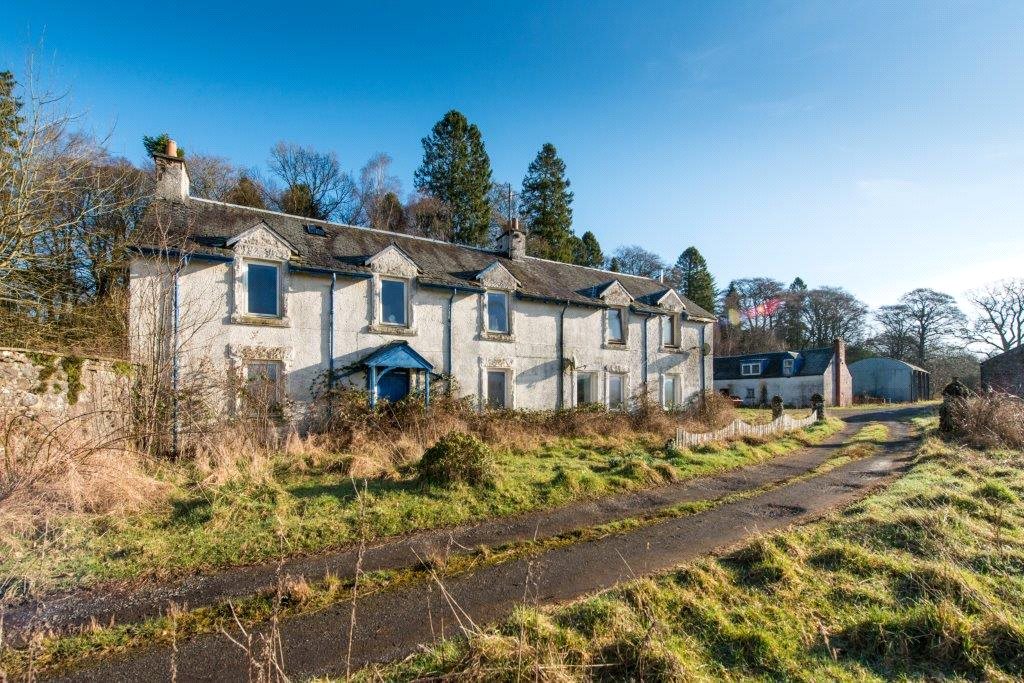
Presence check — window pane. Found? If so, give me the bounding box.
[608,309,624,342]
[247,264,278,315]
[381,280,406,325]
[662,316,673,345]
[609,375,623,409]
[487,370,506,409]
[487,292,509,333]
[665,377,678,407]
[576,373,592,405]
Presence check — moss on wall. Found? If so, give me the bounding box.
[60,355,85,405]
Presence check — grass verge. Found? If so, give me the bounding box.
[356,425,1023,681]
[1,420,843,594]
[0,419,875,678]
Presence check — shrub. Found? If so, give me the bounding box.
[680,391,736,430]
[417,431,495,487]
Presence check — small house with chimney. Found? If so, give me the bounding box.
[129,142,716,417]
[713,341,852,407]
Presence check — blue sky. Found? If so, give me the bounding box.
[3,1,1022,308]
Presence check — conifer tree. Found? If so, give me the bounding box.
[0,71,23,155]
[520,142,574,261]
[573,231,604,268]
[783,277,808,349]
[414,110,493,246]
[674,246,717,312]
[224,175,266,209]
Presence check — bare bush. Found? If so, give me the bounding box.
[945,392,1024,450]
[0,409,167,527]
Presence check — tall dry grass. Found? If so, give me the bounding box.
[945,391,1024,450]
[0,408,169,559]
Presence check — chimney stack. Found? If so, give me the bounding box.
[833,338,847,406]
[153,138,190,202]
[497,217,526,260]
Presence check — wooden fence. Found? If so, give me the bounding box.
[675,411,821,448]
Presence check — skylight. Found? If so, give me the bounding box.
[304,224,327,237]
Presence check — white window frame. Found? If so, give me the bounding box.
[485,367,512,409]
[379,277,410,328]
[745,387,756,402]
[606,307,627,345]
[740,361,762,377]
[607,372,627,410]
[782,358,795,375]
[575,371,598,406]
[244,259,283,318]
[662,374,681,409]
[661,314,679,348]
[485,290,511,334]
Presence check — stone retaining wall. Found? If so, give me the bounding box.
[0,348,133,432]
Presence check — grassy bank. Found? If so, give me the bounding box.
[0,420,873,678]
[362,420,1024,681]
[1,420,842,594]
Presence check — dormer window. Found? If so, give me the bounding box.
[487,291,510,333]
[608,308,626,344]
[783,358,795,375]
[246,262,281,317]
[740,361,762,376]
[380,278,408,326]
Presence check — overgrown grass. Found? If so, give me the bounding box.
[0,420,860,677]
[734,407,815,425]
[0,420,843,594]
[359,429,1024,681]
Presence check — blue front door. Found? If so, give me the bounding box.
[377,369,410,403]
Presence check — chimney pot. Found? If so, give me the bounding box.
[166,139,178,157]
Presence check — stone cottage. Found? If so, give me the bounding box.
[713,340,852,407]
[129,144,716,416]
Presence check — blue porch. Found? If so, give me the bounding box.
[359,341,435,407]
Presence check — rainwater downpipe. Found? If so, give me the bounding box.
[557,300,569,409]
[698,323,706,396]
[171,258,185,458]
[641,312,650,393]
[446,288,458,376]
[328,272,336,390]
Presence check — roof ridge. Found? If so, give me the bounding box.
[189,196,675,289]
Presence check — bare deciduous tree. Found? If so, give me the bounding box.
[265,141,358,222]
[897,288,966,364]
[183,153,239,201]
[799,287,868,347]
[964,279,1024,356]
[870,303,916,360]
[609,245,666,279]
[353,153,402,229]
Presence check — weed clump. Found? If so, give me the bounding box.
[945,392,1024,449]
[417,431,495,488]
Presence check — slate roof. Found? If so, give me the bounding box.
[139,197,716,320]
[713,347,836,381]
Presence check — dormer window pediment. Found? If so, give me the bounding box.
[476,261,520,291]
[596,280,634,306]
[366,244,419,279]
[227,222,297,261]
[655,288,685,313]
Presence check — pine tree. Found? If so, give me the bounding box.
[279,183,319,219]
[142,133,184,158]
[782,277,808,349]
[674,246,716,312]
[224,175,266,209]
[0,71,23,156]
[520,142,574,262]
[573,231,604,268]
[414,110,493,246]
[609,257,622,273]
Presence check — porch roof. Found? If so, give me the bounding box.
[360,341,434,371]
